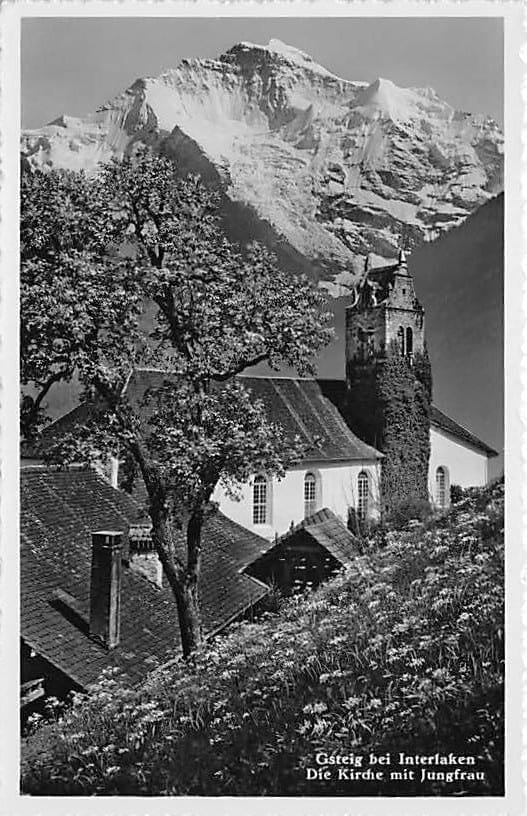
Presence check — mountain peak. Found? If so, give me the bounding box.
[355,77,418,122]
[224,39,342,80]
[21,40,503,288]
[266,38,321,65]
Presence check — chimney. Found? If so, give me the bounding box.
[89,531,122,649]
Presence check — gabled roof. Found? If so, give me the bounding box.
[245,507,358,580]
[122,369,382,464]
[29,369,382,465]
[21,466,269,689]
[278,507,358,567]
[430,406,498,457]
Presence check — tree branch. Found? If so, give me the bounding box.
[210,352,271,382]
[21,369,70,439]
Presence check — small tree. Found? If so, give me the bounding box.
[21,150,332,656]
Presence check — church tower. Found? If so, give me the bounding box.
[345,249,425,370]
[345,250,431,517]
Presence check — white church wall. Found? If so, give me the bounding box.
[213,459,382,540]
[429,426,489,507]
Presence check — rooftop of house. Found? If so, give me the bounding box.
[280,506,359,566]
[244,506,358,579]
[21,466,270,689]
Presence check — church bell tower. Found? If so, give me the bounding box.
[345,249,431,516]
[345,249,425,374]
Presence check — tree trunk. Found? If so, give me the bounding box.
[127,440,206,658]
[172,579,202,658]
[147,501,204,658]
[178,508,204,656]
[148,520,203,659]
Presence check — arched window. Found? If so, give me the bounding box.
[406,327,413,357]
[304,472,317,518]
[397,326,405,356]
[435,466,448,509]
[253,475,268,525]
[357,471,370,521]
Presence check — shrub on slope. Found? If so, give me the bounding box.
[22,481,504,796]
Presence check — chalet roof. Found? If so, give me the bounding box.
[123,369,382,464]
[280,507,358,565]
[21,466,269,689]
[245,507,358,579]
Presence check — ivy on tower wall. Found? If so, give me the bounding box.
[346,343,432,518]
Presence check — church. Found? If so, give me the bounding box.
[30,252,497,540]
[212,250,497,538]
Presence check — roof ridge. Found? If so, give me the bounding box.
[432,404,482,436]
[239,373,315,381]
[133,366,178,374]
[134,369,317,382]
[279,506,339,541]
[21,462,88,472]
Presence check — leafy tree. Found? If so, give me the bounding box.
[20,166,141,439]
[21,150,332,656]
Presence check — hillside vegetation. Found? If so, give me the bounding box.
[22,481,504,796]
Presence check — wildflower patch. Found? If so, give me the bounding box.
[21,481,504,797]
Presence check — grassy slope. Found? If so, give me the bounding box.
[22,481,504,796]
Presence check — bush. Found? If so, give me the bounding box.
[386,495,432,529]
[21,482,504,797]
[450,484,464,505]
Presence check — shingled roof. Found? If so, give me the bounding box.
[122,369,382,463]
[21,466,269,689]
[277,507,358,567]
[245,506,358,584]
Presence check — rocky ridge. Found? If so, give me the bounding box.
[21,39,503,292]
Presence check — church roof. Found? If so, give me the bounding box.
[121,369,382,464]
[236,375,382,462]
[430,406,498,457]
[25,371,495,466]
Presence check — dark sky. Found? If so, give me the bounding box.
[22,17,503,128]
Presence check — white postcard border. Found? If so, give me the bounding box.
[1,2,523,815]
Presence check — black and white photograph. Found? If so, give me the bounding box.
[0,3,523,812]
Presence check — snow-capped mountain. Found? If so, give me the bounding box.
[21,39,503,291]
